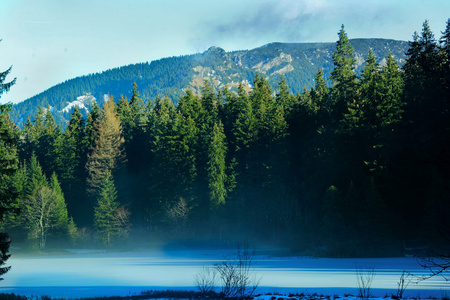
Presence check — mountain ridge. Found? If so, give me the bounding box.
[9,38,409,128]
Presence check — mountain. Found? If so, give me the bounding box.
[9,38,409,128]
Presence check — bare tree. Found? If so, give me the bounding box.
[416,251,450,281]
[194,266,217,294]
[165,197,189,237]
[24,186,61,250]
[114,206,131,239]
[395,270,411,299]
[356,266,375,299]
[415,230,450,282]
[215,244,261,298]
[193,244,261,298]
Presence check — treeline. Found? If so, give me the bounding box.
[1,21,449,256]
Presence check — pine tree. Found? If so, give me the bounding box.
[0,54,19,269]
[0,50,16,97]
[0,232,11,280]
[94,172,120,246]
[379,54,404,128]
[0,104,19,217]
[117,95,133,137]
[331,25,357,119]
[177,90,204,126]
[129,82,145,127]
[85,101,101,145]
[439,19,450,128]
[207,122,228,208]
[52,107,89,225]
[86,98,126,195]
[344,49,379,133]
[25,153,48,198]
[403,20,441,132]
[310,68,329,113]
[200,80,219,124]
[276,76,295,116]
[48,173,69,238]
[0,101,16,279]
[42,107,60,175]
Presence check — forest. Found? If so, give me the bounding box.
[0,21,449,257]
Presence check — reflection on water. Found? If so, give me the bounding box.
[0,250,448,298]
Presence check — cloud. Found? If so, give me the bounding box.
[190,0,402,51]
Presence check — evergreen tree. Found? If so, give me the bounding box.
[48,173,69,238]
[129,82,145,126]
[85,101,101,145]
[0,101,16,279]
[201,80,219,125]
[86,98,126,195]
[177,90,204,126]
[379,54,404,128]
[0,232,10,280]
[42,107,60,175]
[206,121,227,209]
[117,95,133,138]
[53,107,89,225]
[25,153,47,198]
[403,20,441,134]
[146,96,179,223]
[310,68,329,113]
[0,104,19,218]
[94,172,120,246]
[331,25,357,119]
[0,51,16,97]
[276,76,295,115]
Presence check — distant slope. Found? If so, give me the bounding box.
[9,38,408,128]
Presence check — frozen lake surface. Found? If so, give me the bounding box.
[0,249,448,298]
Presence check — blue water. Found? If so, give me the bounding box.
[0,250,447,298]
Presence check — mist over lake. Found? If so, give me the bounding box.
[1,249,448,298]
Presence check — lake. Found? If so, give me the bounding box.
[0,249,448,298]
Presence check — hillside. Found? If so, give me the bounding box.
[9,38,408,127]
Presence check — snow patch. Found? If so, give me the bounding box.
[61,93,96,113]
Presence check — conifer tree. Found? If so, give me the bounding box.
[117,95,133,137]
[52,107,89,224]
[344,49,379,133]
[42,107,60,175]
[177,90,204,126]
[331,25,357,119]
[0,105,19,217]
[86,98,125,195]
[94,172,120,246]
[276,76,294,115]
[0,48,16,97]
[48,173,69,238]
[25,153,48,198]
[310,68,329,113]
[85,101,101,145]
[129,82,145,126]
[201,80,219,125]
[0,58,18,274]
[207,122,227,208]
[0,104,16,279]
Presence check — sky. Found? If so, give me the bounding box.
[0,0,449,105]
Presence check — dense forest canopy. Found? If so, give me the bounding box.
[1,21,449,257]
